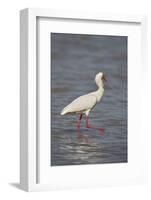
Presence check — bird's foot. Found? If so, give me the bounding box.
[87,124,104,135]
[98,128,104,135]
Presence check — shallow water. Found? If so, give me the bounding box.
[51,33,127,166]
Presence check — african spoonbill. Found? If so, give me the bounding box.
[60,72,107,139]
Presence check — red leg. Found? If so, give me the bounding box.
[85,115,104,134]
[77,114,83,138]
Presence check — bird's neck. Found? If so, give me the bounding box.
[93,85,104,102]
[97,80,104,88]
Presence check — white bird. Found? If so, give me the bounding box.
[60,72,107,139]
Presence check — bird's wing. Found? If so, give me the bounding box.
[61,94,97,115]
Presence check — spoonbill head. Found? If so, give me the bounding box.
[95,72,107,87]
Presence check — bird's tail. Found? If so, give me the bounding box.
[60,109,66,115]
[60,104,71,115]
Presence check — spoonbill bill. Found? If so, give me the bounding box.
[60,72,107,139]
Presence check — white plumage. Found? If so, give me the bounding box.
[61,72,106,116]
[61,94,97,115]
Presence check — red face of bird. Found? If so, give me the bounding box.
[102,73,107,82]
[95,72,107,82]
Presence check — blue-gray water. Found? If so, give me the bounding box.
[51,33,127,166]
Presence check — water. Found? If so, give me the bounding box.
[51,33,127,166]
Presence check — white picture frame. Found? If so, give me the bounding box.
[20,8,147,192]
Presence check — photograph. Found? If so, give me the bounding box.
[51,33,127,166]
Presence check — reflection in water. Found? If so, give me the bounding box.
[51,33,127,166]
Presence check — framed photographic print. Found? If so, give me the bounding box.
[20,8,147,191]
